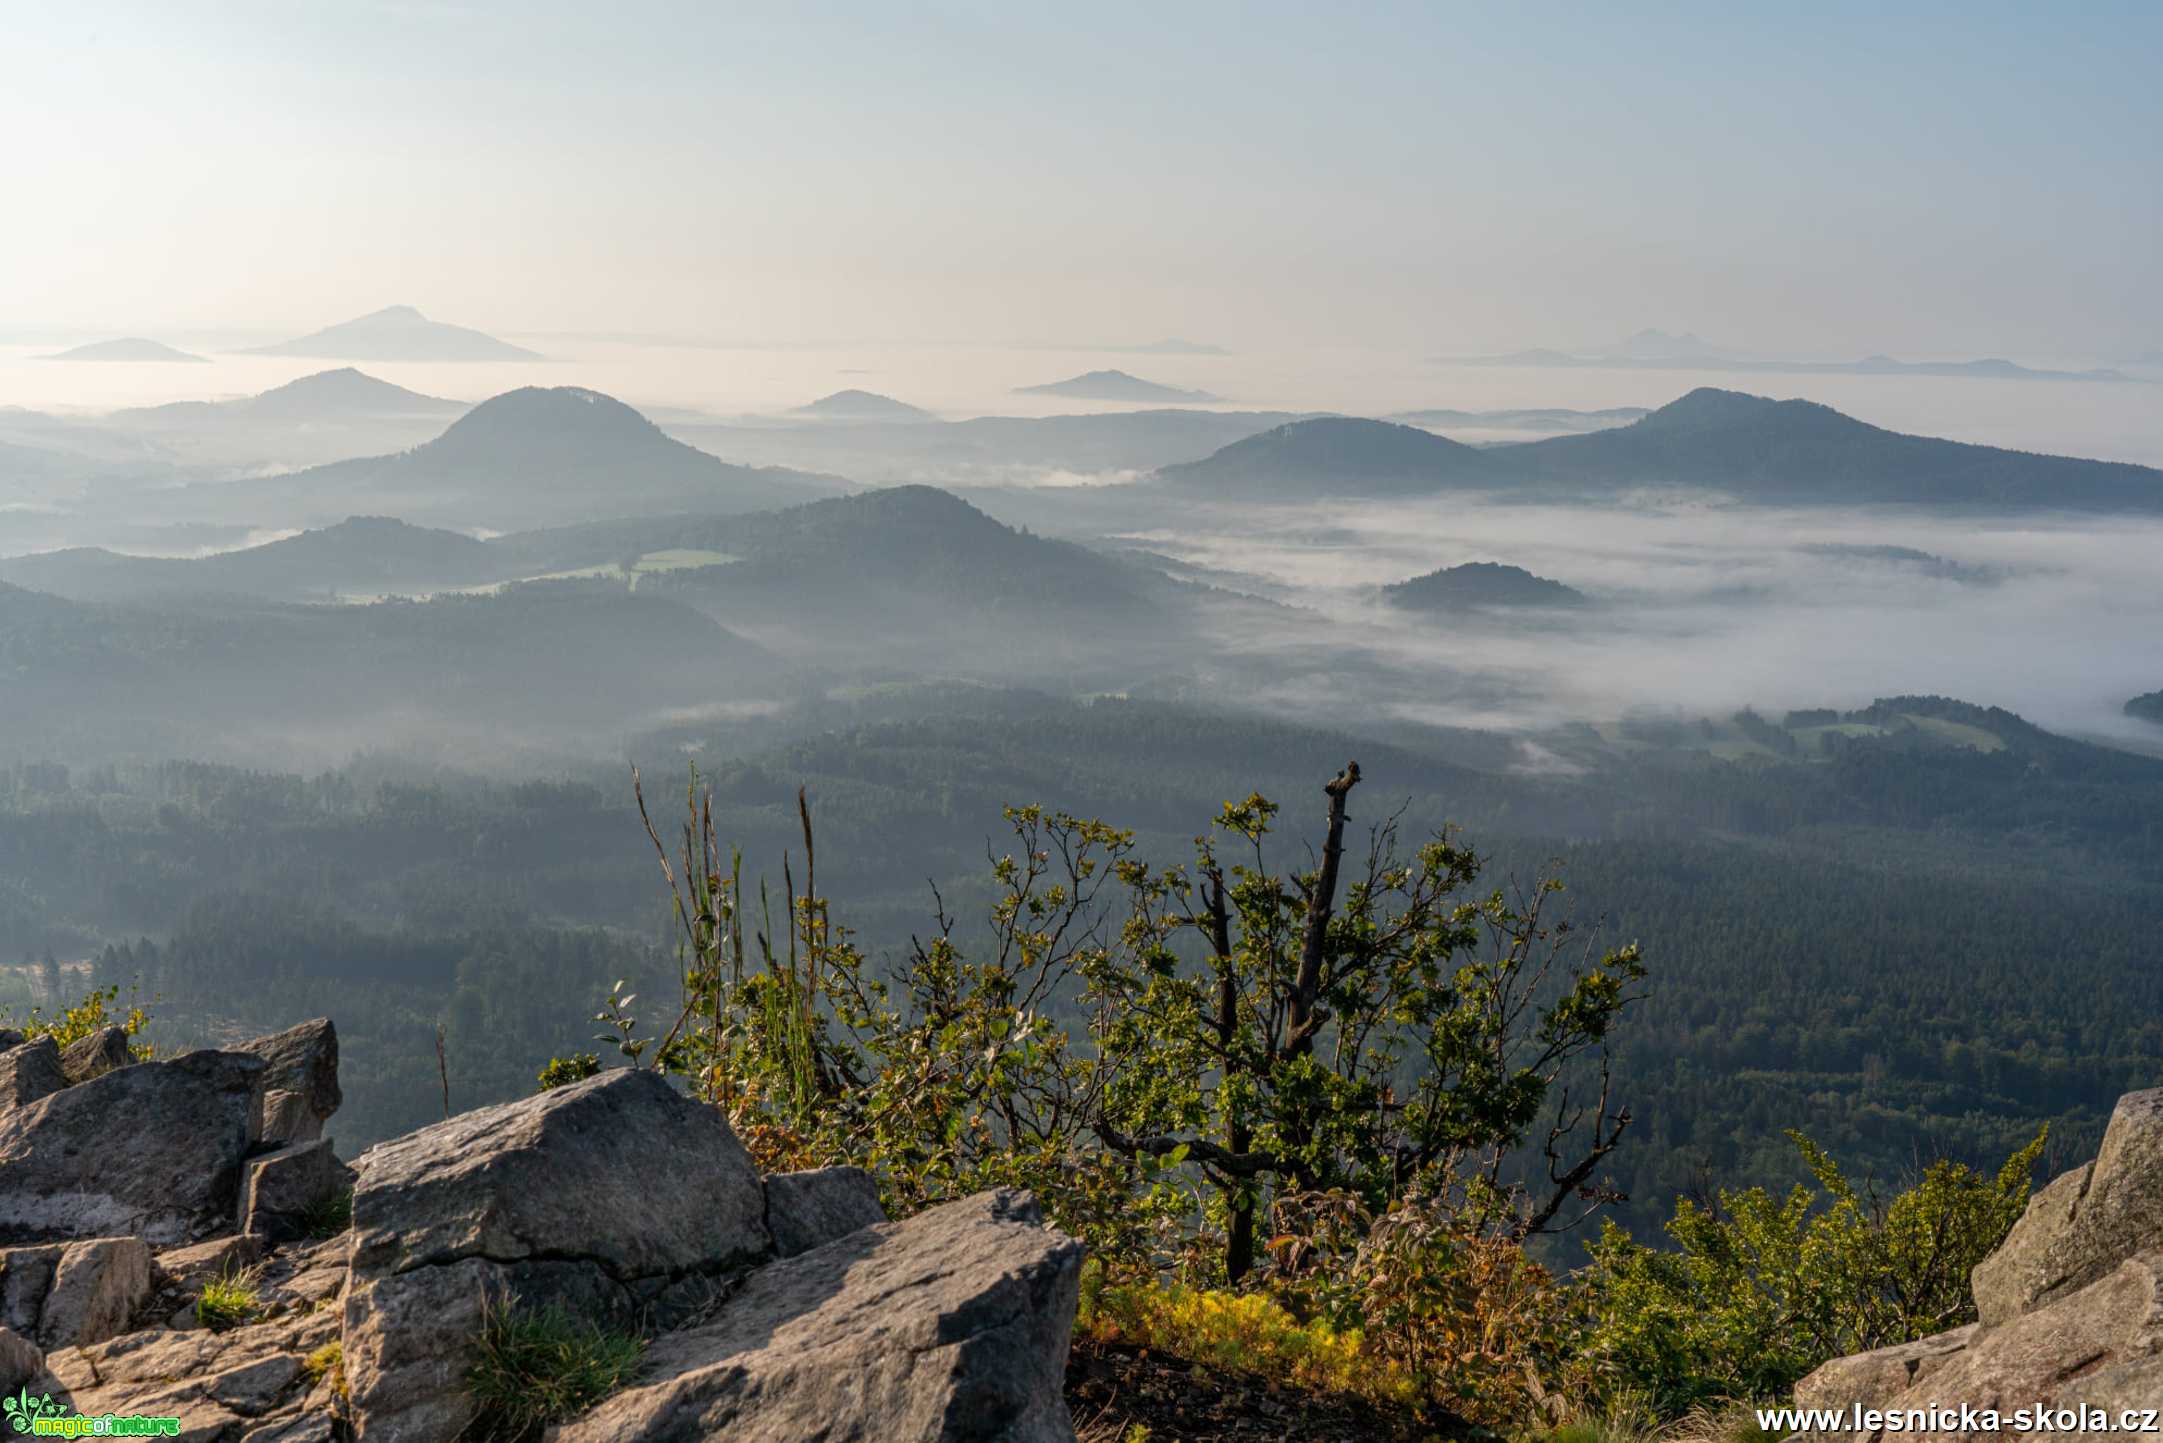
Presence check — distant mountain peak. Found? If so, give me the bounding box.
[244,306,542,362]
[1633,387,1834,431]
[793,390,934,421]
[42,337,208,363]
[1016,370,1220,402]
[1384,561,1587,611]
[431,386,662,450]
[244,368,460,416]
[1158,415,1505,496]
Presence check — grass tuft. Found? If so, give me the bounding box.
[464,1298,645,1442]
[196,1265,264,1332]
[302,1341,346,1398]
[299,1188,355,1240]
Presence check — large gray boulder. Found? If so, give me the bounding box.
[0,1050,263,1244]
[763,1165,886,1258]
[237,1019,341,1147]
[0,1040,67,1113]
[59,1027,134,1087]
[342,1069,770,1443]
[0,1237,154,1348]
[241,1140,355,1243]
[1971,1088,2163,1326]
[1792,1253,2163,1439]
[553,1189,1083,1443]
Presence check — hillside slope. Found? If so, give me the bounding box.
[1493,388,2163,509]
[212,387,850,529]
[1158,416,1513,497]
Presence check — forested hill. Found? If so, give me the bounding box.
[1489,388,2163,508]
[0,577,773,761]
[1151,389,2163,510]
[210,386,851,529]
[494,483,1175,604]
[1384,561,1587,611]
[0,517,507,604]
[1158,416,1508,496]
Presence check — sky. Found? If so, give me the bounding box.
[4,0,2159,356]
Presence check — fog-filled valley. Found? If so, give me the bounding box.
[3,328,2161,1261]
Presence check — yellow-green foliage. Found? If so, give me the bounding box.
[1078,1276,1419,1413]
[1575,1129,2045,1414]
[1266,1188,1579,1429]
[196,1266,263,1332]
[19,983,154,1058]
[302,1342,346,1398]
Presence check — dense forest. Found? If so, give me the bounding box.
[7,687,2155,1247]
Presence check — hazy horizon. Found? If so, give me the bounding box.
[7,3,2159,361]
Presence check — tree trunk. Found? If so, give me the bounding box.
[1285,761,1359,1061]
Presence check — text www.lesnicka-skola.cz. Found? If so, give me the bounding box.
[1754,1404,2162,1435]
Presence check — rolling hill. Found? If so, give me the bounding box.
[1016,370,1219,402]
[504,485,1198,681]
[1390,406,1648,435]
[1491,388,2163,508]
[0,517,508,604]
[661,408,1298,486]
[2128,690,2163,727]
[242,305,543,362]
[111,369,464,425]
[42,338,206,363]
[1156,416,1512,497]
[791,390,935,422]
[1383,562,1586,611]
[0,572,772,764]
[212,386,851,529]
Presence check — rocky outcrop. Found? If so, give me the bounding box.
[0,1040,67,1111]
[1971,1089,2163,1326]
[59,1027,133,1087]
[0,1020,1083,1443]
[33,1235,351,1443]
[0,1237,154,1348]
[241,1140,355,1243]
[342,1068,771,1443]
[763,1164,887,1258]
[0,1049,264,1244]
[1791,1086,2163,1437]
[554,1190,1083,1443]
[237,1020,341,1147]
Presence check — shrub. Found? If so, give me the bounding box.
[1574,1129,2045,1413]
[536,1053,601,1091]
[1078,1276,1418,1413]
[464,1300,644,1442]
[15,982,154,1058]
[1266,1187,1579,1428]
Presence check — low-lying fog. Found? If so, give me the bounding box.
[6,339,2160,467]
[5,334,2160,770]
[1126,497,2163,744]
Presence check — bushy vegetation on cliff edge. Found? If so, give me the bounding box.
[530,765,2042,1432]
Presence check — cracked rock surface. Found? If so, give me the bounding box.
[553,1189,1083,1443]
[0,1023,1084,1443]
